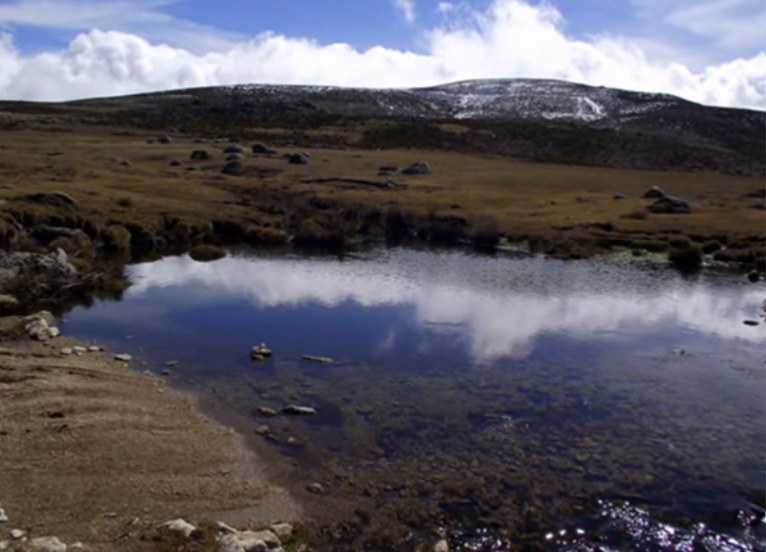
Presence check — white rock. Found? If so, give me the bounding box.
[48,327,60,338]
[434,539,449,552]
[0,540,8,551]
[61,348,74,355]
[218,530,280,552]
[162,519,196,538]
[28,536,67,552]
[87,346,102,353]
[68,543,85,551]
[72,346,87,354]
[10,529,24,539]
[114,354,132,362]
[270,523,293,539]
[0,506,7,522]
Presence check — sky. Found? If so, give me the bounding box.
[0,0,763,109]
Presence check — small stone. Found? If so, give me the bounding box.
[61,347,74,356]
[613,193,627,200]
[72,346,87,354]
[0,506,7,522]
[10,529,24,540]
[162,519,196,538]
[28,536,67,552]
[283,405,316,416]
[271,523,293,539]
[257,407,279,417]
[0,540,7,551]
[87,346,102,353]
[68,544,85,551]
[434,539,449,552]
[218,530,280,552]
[307,482,326,495]
[114,354,132,362]
[255,425,270,436]
[744,320,759,326]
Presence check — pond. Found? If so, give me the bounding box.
[62,248,765,551]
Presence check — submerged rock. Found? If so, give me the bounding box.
[283,405,316,416]
[251,343,273,361]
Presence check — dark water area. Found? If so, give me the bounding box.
[62,248,766,551]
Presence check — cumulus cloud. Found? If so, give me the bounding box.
[0,0,763,109]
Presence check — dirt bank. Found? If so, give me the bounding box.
[0,334,302,551]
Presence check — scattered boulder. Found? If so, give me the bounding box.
[257,407,279,417]
[27,537,67,552]
[287,153,309,165]
[190,150,211,161]
[642,186,667,199]
[114,354,133,362]
[222,161,245,176]
[157,135,173,144]
[0,504,7,522]
[613,193,627,200]
[648,196,691,214]
[402,162,432,175]
[0,249,77,288]
[0,294,19,311]
[19,191,77,207]
[61,347,73,355]
[379,165,398,173]
[10,529,24,540]
[223,145,246,155]
[169,160,182,167]
[252,143,278,155]
[24,311,59,341]
[226,153,245,162]
[283,405,316,416]
[270,524,293,540]
[161,519,197,538]
[218,530,281,552]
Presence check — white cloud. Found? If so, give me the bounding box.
[0,0,763,109]
[393,0,416,23]
[437,2,454,14]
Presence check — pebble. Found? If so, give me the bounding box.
[0,506,7,522]
[434,539,449,552]
[0,540,7,551]
[87,346,102,353]
[257,407,278,417]
[72,346,87,354]
[10,529,24,540]
[255,425,270,436]
[61,348,73,355]
[114,354,132,362]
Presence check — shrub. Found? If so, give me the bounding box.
[668,245,703,273]
[637,240,669,253]
[101,225,132,253]
[189,244,226,262]
[116,196,134,208]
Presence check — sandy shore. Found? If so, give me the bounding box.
[0,333,302,550]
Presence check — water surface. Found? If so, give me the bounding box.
[64,248,766,550]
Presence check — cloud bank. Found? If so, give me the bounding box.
[0,0,764,109]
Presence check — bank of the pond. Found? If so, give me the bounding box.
[0,332,303,551]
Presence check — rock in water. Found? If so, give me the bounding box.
[251,343,273,361]
[283,405,316,416]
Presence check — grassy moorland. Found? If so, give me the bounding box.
[0,91,763,316]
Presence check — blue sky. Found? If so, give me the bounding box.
[0,0,763,108]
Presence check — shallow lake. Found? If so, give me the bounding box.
[63,248,765,551]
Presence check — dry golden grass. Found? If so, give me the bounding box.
[0,123,762,254]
